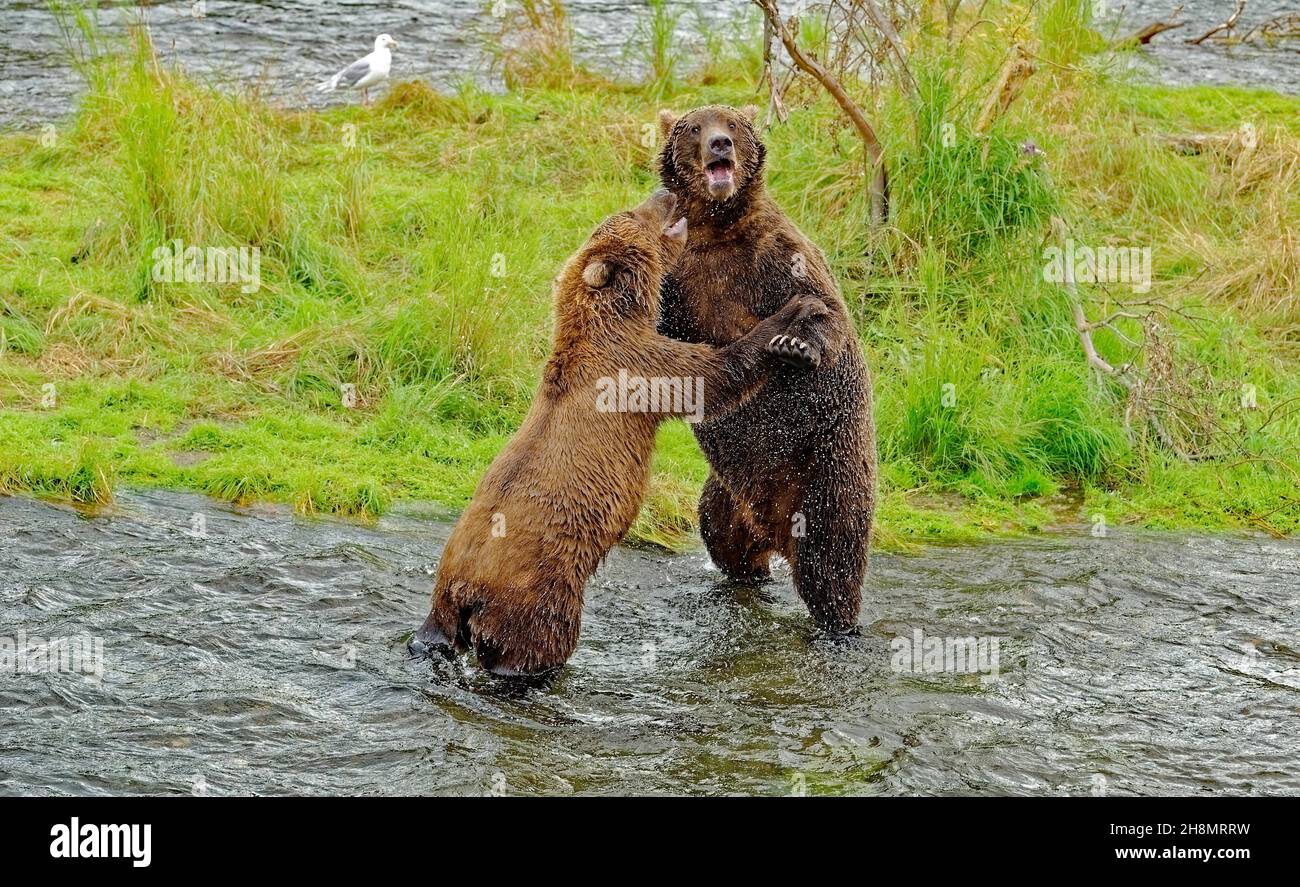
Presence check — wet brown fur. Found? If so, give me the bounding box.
[413,191,819,674]
[656,105,877,632]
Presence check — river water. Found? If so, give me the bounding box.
[0,0,1296,129]
[2,490,1297,796]
[1117,0,1299,93]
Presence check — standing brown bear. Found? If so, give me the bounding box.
[656,104,876,633]
[411,190,820,675]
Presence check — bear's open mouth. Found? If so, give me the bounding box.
[705,158,735,187]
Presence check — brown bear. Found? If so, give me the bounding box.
[655,104,876,633]
[410,189,823,675]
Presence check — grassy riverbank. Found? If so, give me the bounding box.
[1,3,1297,548]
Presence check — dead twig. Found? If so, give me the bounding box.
[751,0,890,226]
[1186,0,1246,44]
[1050,217,1191,459]
[859,0,918,98]
[1240,13,1300,44]
[974,43,1034,134]
[1190,0,1248,43]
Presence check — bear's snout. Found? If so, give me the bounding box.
[697,125,739,198]
[642,188,677,221]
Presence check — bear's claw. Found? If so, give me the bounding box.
[408,614,454,658]
[768,334,821,368]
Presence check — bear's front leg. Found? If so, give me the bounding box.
[411,578,584,676]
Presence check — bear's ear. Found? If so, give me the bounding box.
[657,109,679,143]
[583,260,613,288]
[739,104,760,124]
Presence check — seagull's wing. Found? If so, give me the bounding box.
[319,53,374,91]
[335,55,375,88]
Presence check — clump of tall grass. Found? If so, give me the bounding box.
[1187,127,1300,326]
[684,3,764,86]
[639,0,682,98]
[65,25,289,300]
[47,0,113,97]
[1037,0,1107,67]
[485,0,603,90]
[375,80,473,124]
[0,298,46,357]
[894,62,1056,262]
[54,16,372,307]
[874,300,1130,497]
[0,440,114,505]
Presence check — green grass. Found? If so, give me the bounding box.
[1,2,1298,547]
[639,0,682,100]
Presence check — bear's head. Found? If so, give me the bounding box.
[657,104,765,212]
[559,189,687,323]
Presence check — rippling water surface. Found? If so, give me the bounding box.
[0,0,748,127]
[1116,0,1299,94]
[1,0,1296,128]
[2,490,1297,796]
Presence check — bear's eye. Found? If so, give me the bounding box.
[690,125,700,135]
[728,122,736,130]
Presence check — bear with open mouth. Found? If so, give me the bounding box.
[656,104,877,634]
[410,189,823,675]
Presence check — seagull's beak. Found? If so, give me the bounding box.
[390,40,399,49]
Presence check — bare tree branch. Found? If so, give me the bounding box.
[1240,13,1300,43]
[1186,0,1246,44]
[858,0,917,97]
[751,0,890,226]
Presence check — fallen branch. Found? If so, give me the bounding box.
[1117,5,1185,45]
[1186,0,1246,44]
[1072,301,1132,381]
[1050,217,1188,459]
[1240,13,1300,44]
[1053,220,1135,385]
[1157,132,1235,155]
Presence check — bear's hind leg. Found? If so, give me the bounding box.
[467,585,583,676]
[699,473,775,582]
[789,465,872,633]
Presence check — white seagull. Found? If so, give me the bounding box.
[318,34,398,106]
